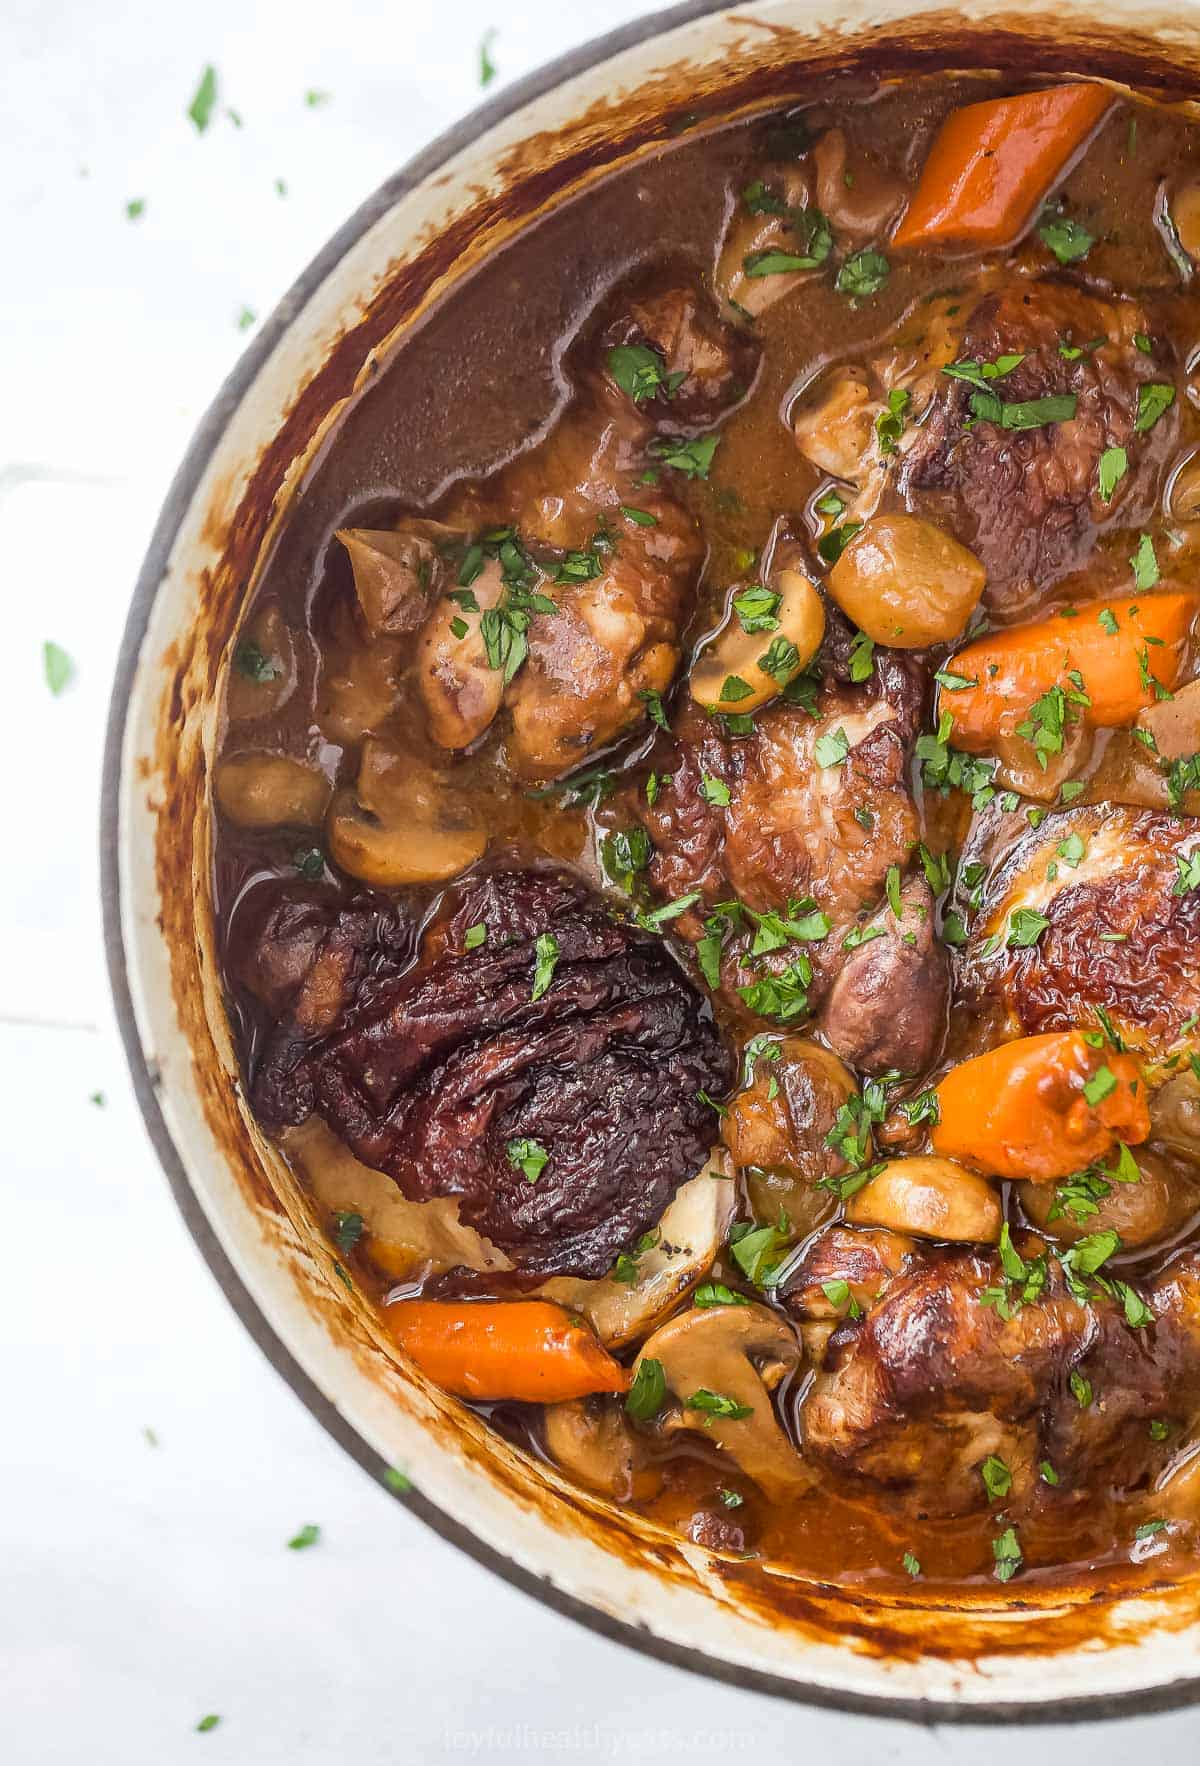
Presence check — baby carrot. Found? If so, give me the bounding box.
[945,594,1198,753]
[384,1298,629,1402]
[893,83,1113,251]
[932,1030,1150,1182]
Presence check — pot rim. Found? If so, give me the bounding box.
[100,0,1200,1722]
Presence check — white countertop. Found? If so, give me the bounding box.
[3,1,1199,1757]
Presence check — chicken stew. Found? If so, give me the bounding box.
[214,70,1200,1593]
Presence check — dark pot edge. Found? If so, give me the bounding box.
[98,0,1200,1725]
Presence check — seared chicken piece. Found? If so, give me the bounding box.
[786,1227,1200,1517]
[900,282,1175,616]
[632,651,928,1019]
[794,276,1177,620]
[959,805,1200,1057]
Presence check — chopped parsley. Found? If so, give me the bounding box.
[1135,382,1176,434]
[1007,907,1049,948]
[758,636,801,685]
[1098,445,1129,502]
[530,933,560,1000]
[968,390,1078,431]
[837,249,891,297]
[625,1358,667,1420]
[506,1138,549,1184]
[821,1278,863,1319]
[1038,213,1095,263]
[743,208,832,278]
[1130,533,1160,590]
[848,630,875,682]
[43,640,74,696]
[733,585,781,633]
[874,386,910,454]
[1083,1065,1117,1107]
[464,922,488,950]
[613,1229,661,1285]
[608,343,685,404]
[980,1455,1013,1502]
[187,64,219,133]
[639,689,670,732]
[1174,850,1200,895]
[817,519,862,564]
[694,1280,751,1308]
[649,433,720,479]
[287,1523,320,1551]
[902,1551,921,1579]
[729,1217,791,1287]
[686,1389,754,1421]
[479,27,498,86]
[814,726,850,768]
[601,827,652,889]
[331,1211,364,1257]
[637,892,701,932]
[290,846,323,881]
[992,1526,1023,1582]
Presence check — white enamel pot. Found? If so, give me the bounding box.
[102,0,1200,1718]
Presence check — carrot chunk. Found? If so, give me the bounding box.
[893,83,1113,251]
[384,1298,629,1402]
[944,593,1198,753]
[932,1031,1150,1182]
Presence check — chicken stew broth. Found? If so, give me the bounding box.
[215,71,1200,1591]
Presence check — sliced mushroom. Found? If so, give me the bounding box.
[542,1395,663,1502]
[416,556,507,750]
[315,617,403,746]
[326,739,486,887]
[1172,182,1200,260]
[715,166,816,319]
[829,513,986,647]
[337,520,459,639]
[227,604,297,722]
[215,753,331,829]
[1018,1148,1200,1250]
[845,1157,1002,1244]
[1169,452,1200,523]
[634,1302,811,1500]
[540,1157,736,1349]
[792,366,880,480]
[282,1117,510,1280]
[1137,676,1200,762]
[689,568,824,713]
[810,127,905,243]
[992,720,1095,803]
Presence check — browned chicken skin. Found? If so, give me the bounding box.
[959,804,1200,1055]
[898,280,1178,617]
[631,647,929,1020]
[787,1226,1200,1517]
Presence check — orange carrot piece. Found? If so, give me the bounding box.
[384,1298,629,1402]
[932,1031,1149,1183]
[893,83,1113,251]
[945,594,1198,753]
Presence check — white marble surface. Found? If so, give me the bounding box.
[3,1,1199,1758]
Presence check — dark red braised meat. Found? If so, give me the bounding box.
[246,870,730,1276]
